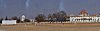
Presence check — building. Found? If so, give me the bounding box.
[21,15,25,22]
[70,16,100,23]
[69,10,100,23]
[79,10,89,16]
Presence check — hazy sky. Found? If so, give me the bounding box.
[0,0,100,19]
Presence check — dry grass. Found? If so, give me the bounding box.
[1,23,100,31]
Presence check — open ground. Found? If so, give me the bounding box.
[1,23,100,31]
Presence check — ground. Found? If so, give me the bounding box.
[0,23,100,31]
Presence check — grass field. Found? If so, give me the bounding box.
[1,23,100,31]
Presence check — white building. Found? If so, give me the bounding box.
[21,15,25,22]
[2,20,17,24]
[69,10,100,23]
[70,16,100,23]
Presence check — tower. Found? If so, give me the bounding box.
[21,15,25,22]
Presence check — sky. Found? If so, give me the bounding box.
[0,0,100,19]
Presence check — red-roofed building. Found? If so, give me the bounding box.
[79,10,89,16]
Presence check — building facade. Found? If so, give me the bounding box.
[70,16,100,23]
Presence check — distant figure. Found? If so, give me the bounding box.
[21,15,25,23]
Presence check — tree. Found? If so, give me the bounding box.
[48,14,54,23]
[24,19,30,22]
[0,18,3,23]
[50,13,57,22]
[11,16,18,20]
[55,11,67,23]
[35,14,45,23]
[58,11,66,17]
[11,16,20,23]
[17,17,21,23]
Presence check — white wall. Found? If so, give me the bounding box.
[70,16,100,23]
[2,20,16,24]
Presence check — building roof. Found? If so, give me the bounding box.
[91,14,97,16]
[79,10,88,14]
[70,16,99,17]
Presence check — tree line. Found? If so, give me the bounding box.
[35,11,70,23]
[0,11,70,23]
